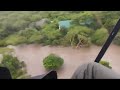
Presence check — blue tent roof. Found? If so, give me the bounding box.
[58,20,72,29]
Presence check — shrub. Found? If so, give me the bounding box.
[63,26,92,47]
[18,28,38,39]
[0,40,7,47]
[42,26,62,41]
[52,40,60,45]
[101,11,119,33]
[43,54,64,70]
[5,34,27,45]
[103,19,118,33]
[0,54,30,79]
[28,33,43,43]
[60,26,68,36]
[72,12,102,30]
[0,47,13,54]
[41,26,62,45]
[113,32,120,45]
[99,60,112,69]
[91,28,109,46]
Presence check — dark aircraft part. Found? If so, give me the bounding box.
[95,19,120,63]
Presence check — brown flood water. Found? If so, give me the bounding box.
[14,44,120,79]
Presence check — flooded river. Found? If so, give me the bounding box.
[13,44,120,79]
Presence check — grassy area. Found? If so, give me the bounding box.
[0,47,14,54]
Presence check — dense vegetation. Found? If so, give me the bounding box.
[43,53,64,70]
[0,47,13,54]
[0,54,30,79]
[0,11,119,78]
[0,11,120,47]
[113,32,120,45]
[91,28,109,46]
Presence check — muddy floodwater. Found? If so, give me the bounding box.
[13,44,120,79]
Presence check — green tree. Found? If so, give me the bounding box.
[0,23,17,39]
[5,34,27,45]
[0,54,30,79]
[91,28,109,46]
[41,24,62,45]
[62,26,92,47]
[113,32,120,45]
[72,12,102,30]
[18,28,38,38]
[0,40,6,47]
[43,54,64,70]
[28,33,43,43]
[100,11,120,33]
[0,47,13,54]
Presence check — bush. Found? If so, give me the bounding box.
[18,28,38,39]
[91,28,109,46]
[0,47,13,54]
[62,26,92,47]
[42,24,61,40]
[52,40,61,45]
[99,60,112,69]
[0,40,7,47]
[27,32,43,44]
[101,11,120,33]
[60,26,68,36]
[43,54,64,70]
[41,25,62,45]
[72,12,102,30]
[103,19,118,33]
[5,34,27,45]
[113,32,120,45]
[0,54,30,79]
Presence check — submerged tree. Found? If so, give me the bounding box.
[43,54,64,70]
[91,28,109,46]
[0,54,30,79]
[63,26,92,47]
